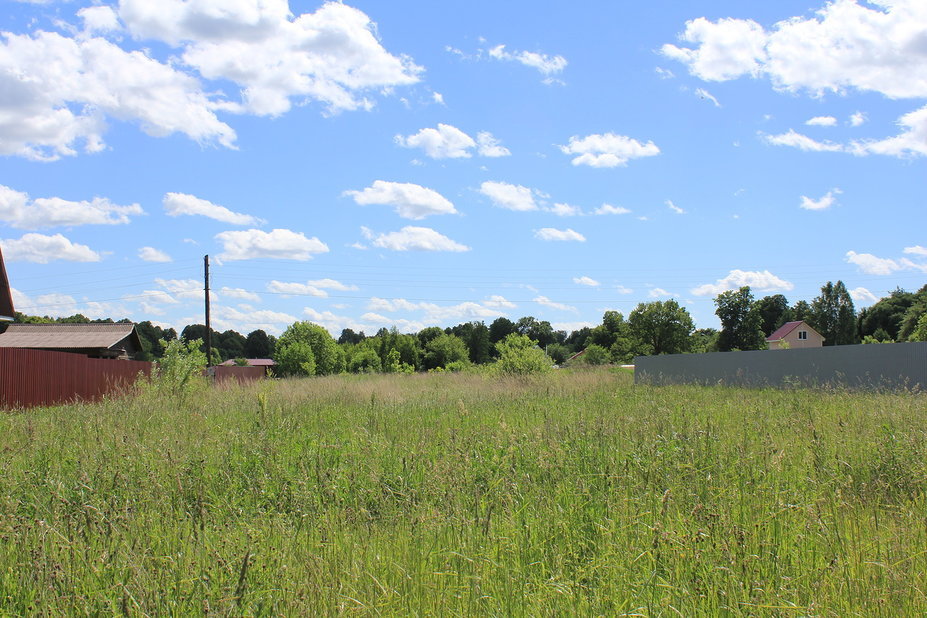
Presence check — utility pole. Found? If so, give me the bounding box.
[204,254,212,367]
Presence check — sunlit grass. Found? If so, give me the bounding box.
[0,368,924,615]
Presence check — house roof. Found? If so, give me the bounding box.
[0,246,13,320]
[0,323,142,350]
[219,358,275,366]
[766,320,823,342]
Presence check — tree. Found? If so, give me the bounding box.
[857,288,914,342]
[274,340,315,377]
[628,300,694,355]
[714,287,765,351]
[244,329,275,358]
[493,333,552,376]
[423,333,469,370]
[349,345,382,373]
[448,321,492,364]
[488,317,518,348]
[516,316,556,347]
[809,281,857,346]
[337,328,365,345]
[417,326,445,348]
[579,344,610,365]
[791,300,811,323]
[690,328,719,354]
[898,285,927,342]
[910,312,927,342]
[276,321,344,376]
[754,294,791,337]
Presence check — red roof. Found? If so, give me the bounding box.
[219,358,275,366]
[766,321,813,342]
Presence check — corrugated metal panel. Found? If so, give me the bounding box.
[212,365,267,384]
[0,348,152,409]
[0,323,138,349]
[634,341,927,391]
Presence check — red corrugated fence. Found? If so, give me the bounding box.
[0,348,152,409]
[211,365,267,384]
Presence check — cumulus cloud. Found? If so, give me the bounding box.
[691,269,794,296]
[559,133,660,167]
[0,184,143,230]
[648,288,674,298]
[849,111,867,127]
[215,228,329,261]
[119,1,421,117]
[267,278,358,298]
[395,124,475,159]
[573,276,600,287]
[763,130,844,152]
[368,226,470,252]
[594,204,631,215]
[849,287,878,303]
[663,2,927,159]
[11,287,124,319]
[484,295,516,309]
[213,306,298,336]
[535,228,586,242]
[479,181,541,211]
[616,285,634,294]
[666,199,686,214]
[845,250,902,275]
[220,287,261,302]
[476,131,511,157]
[488,44,567,79]
[163,192,263,225]
[904,245,927,256]
[806,115,838,127]
[548,203,583,217]
[366,297,504,325]
[1,233,101,263]
[534,296,577,313]
[346,181,457,219]
[155,278,209,301]
[800,188,841,210]
[138,246,172,262]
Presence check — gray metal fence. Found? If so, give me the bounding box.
[634,342,927,391]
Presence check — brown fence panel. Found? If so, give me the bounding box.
[0,348,152,409]
[211,365,267,385]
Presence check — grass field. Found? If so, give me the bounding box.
[0,368,925,615]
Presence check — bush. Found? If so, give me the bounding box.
[150,338,207,401]
[275,341,316,377]
[493,333,552,376]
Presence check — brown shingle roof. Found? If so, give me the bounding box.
[0,323,140,350]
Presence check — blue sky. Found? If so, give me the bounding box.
[1,0,925,336]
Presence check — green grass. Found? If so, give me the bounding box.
[0,368,925,615]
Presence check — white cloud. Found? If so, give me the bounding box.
[763,130,844,152]
[666,199,686,214]
[215,228,329,261]
[806,116,837,127]
[849,287,878,303]
[432,92,445,105]
[268,278,357,298]
[163,192,263,225]
[0,184,143,230]
[845,250,901,275]
[369,226,470,252]
[534,296,577,313]
[346,181,457,219]
[648,288,674,298]
[691,269,794,296]
[904,245,927,256]
[573,276,600,287]
[213,306,298,336]
[695,88,721,107]
[0,31,236,161]
[78,6,121,34]
[535,228,586,242]
[559,133,660,168]
[138,246,172,262]
[662,17,767,82]
[616,285,633,294]
[800,188,841,210]
[395,124,475,159]
[476,131,511,157]
[155,278,208,301]
[119,1,422,117]
[594,204,631,215]
[655,67,675,79]
[365,297,504,325]
[479,181,541,211]
[488,44,567,78]
[849,111,867,127]
[12,288,124,320]
[484,295,516,309]
[548,203,583,217]
[220,287,261,302]
[137,290,179,305]
[1,233,101,263]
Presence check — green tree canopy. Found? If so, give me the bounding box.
[754,294,791,337]
[493,333,552,376]
[628,300,694,355]
[714,287,765,351]
[423,333,469,370]
[276,321,344,376]
[809,281,858,346]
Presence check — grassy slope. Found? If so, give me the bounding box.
[0,368,924,615]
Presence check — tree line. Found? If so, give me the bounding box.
[4,280,925,375]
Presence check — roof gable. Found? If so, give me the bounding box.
[766,320,823,342]
[0,323,142,350]
[0,246,13,320]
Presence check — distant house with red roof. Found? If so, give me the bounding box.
[218,358,275,375]
[766,321,824,350]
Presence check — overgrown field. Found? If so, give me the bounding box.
[0,369,925,615]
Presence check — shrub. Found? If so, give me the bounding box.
[150,338,207,400]
[493,333,552,376]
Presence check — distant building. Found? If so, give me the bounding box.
[766,321,824,350]
[0,323,144,359]
[218,358,275,376]
[0,245,14,322]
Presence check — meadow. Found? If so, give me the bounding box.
[0,368,924,615]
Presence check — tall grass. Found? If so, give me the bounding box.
[0,369,924,615]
